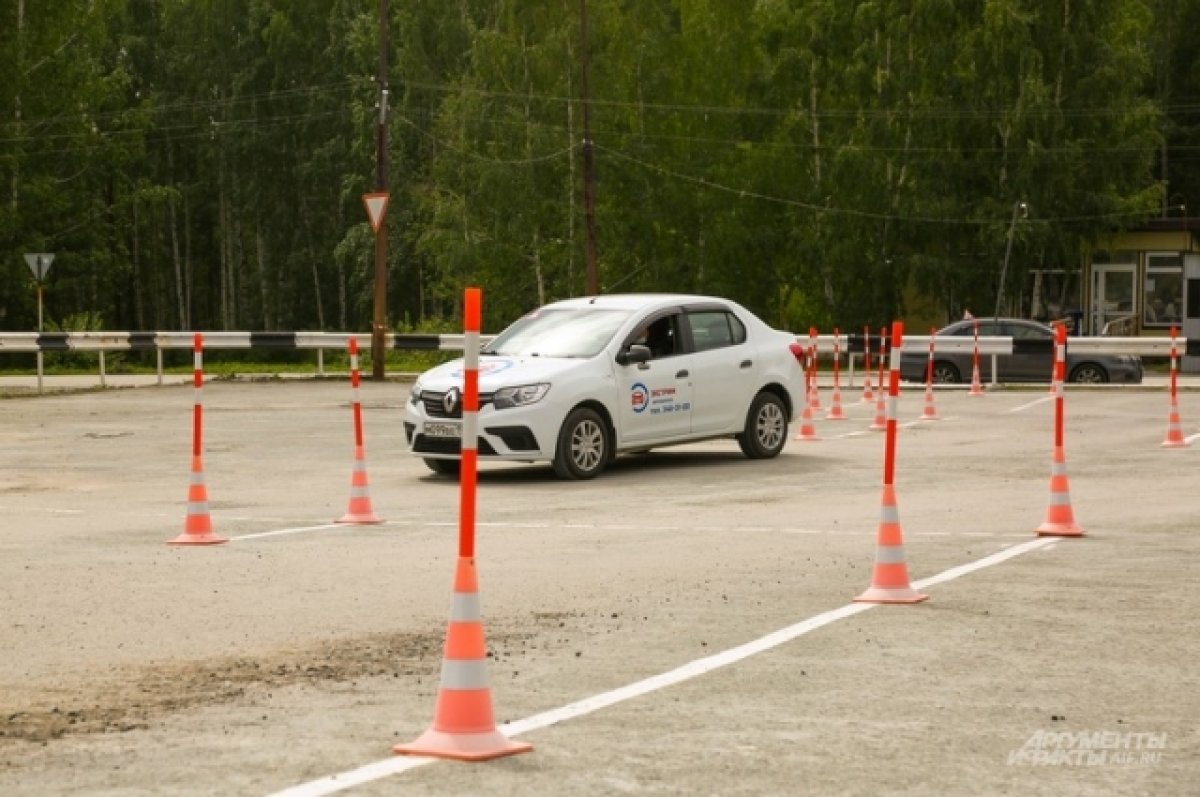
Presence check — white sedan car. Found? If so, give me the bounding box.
[403,293,806,480]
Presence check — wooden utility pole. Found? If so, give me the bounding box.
[579,0,599,295]
[371,0,390,379]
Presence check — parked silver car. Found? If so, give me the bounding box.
[898,318,1143,384]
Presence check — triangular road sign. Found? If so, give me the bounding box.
[362,192,389,234]
[24,253,54,281]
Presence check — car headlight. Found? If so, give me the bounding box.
[409,383,423,405]
[493,383,550,409]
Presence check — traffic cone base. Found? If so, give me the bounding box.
[1036,447,1084,537]
[920,387,939,420]
[337,445,382,524]
[968,367,985,396]
[855,585,929,604]
[868,397,887,431]
[169,456,227,545]
[1161,401,1189,448]
[395,557,532,762]
[793,404,819,441]
[825,387,846,420]
[854,485,928,604]
[394,728,532,762]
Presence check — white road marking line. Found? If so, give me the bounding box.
[1009,395,1054,413]
[265,536,1058,797]
[230,523,345,541]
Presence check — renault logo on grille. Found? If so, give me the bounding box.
[442,387,461,416]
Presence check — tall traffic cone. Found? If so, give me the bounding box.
[169,456,227,545]
[854,484,928,603]
[861,329,874,403]
[868,389,887,431]
[920,382,939,421]
[920,328,939,420]
[1161,395,1190,448]
[826,329,847,420]
[337,444,382,524]
[1035,446,1084,537]
[395,556,533,761]
[826,382,846,420]
[793,399,820,441]
[968,360,985,396]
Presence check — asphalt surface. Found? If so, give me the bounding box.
[0,378,1197,796]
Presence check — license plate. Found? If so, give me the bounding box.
[423,422,461,439]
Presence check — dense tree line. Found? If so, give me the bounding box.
[2,0,1197,335]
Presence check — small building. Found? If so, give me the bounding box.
[1028,217,1200,371]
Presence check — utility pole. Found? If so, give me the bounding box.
[371,0,390,379]
[994,201,1028,320]
[579,0,599,295]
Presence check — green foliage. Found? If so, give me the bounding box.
[0,0,1183,339]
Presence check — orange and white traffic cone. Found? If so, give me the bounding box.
[337,444,382,524]
[861,329,875,404]
[920,328,939,420]
[169,455,227,545]
[855,484,928,604]
[1161,395,1189,448]
[920,383,939,421]
[395,556,533,761]
[826,329,847,420]
[826,383,846,420]
[793,400,819,441]
[1035,446,1084,537]
[868,389,887,431]
[968,361,984,396]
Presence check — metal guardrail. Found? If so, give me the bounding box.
[1,330,1196,391]
[1,330,1193,357]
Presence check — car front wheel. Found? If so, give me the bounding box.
[1069,363,1108,384]
[737,391,788,459]
[931,361,961,384]
[553,407,609,480]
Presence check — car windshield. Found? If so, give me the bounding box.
[481,306,633,358]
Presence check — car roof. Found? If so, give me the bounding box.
[942,317,1051,333]
[542,293,737,312]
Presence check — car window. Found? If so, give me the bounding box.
[637,314,681,359]
[1006,323,1050,340]
[483,307,632,358]
[687,310,744,352]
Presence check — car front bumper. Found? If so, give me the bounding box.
[404,392,558,462]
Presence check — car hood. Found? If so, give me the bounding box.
[414,355,589,391]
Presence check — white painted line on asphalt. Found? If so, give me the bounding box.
[1009,395,1053,413]
[1186,431,1200,444]
[230,523,344,541]
[265,536,1058,797]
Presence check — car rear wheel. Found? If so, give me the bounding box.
[737,391,788,459]
[931,361,961,384]
[553,407,609,480]
[424,458,460,477]
[1069,363,1108,384]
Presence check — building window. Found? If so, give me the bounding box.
[1144,253,1184,327]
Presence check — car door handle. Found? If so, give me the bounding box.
[740,360,752,369]
[676,369,689,378]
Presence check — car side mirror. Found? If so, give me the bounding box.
[617,344,652,366]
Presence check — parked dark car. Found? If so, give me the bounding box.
[899,318,1143,384]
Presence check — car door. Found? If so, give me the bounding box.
[616,312,694,445]
[684,308,753,434]
[1003,321,1054,381]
